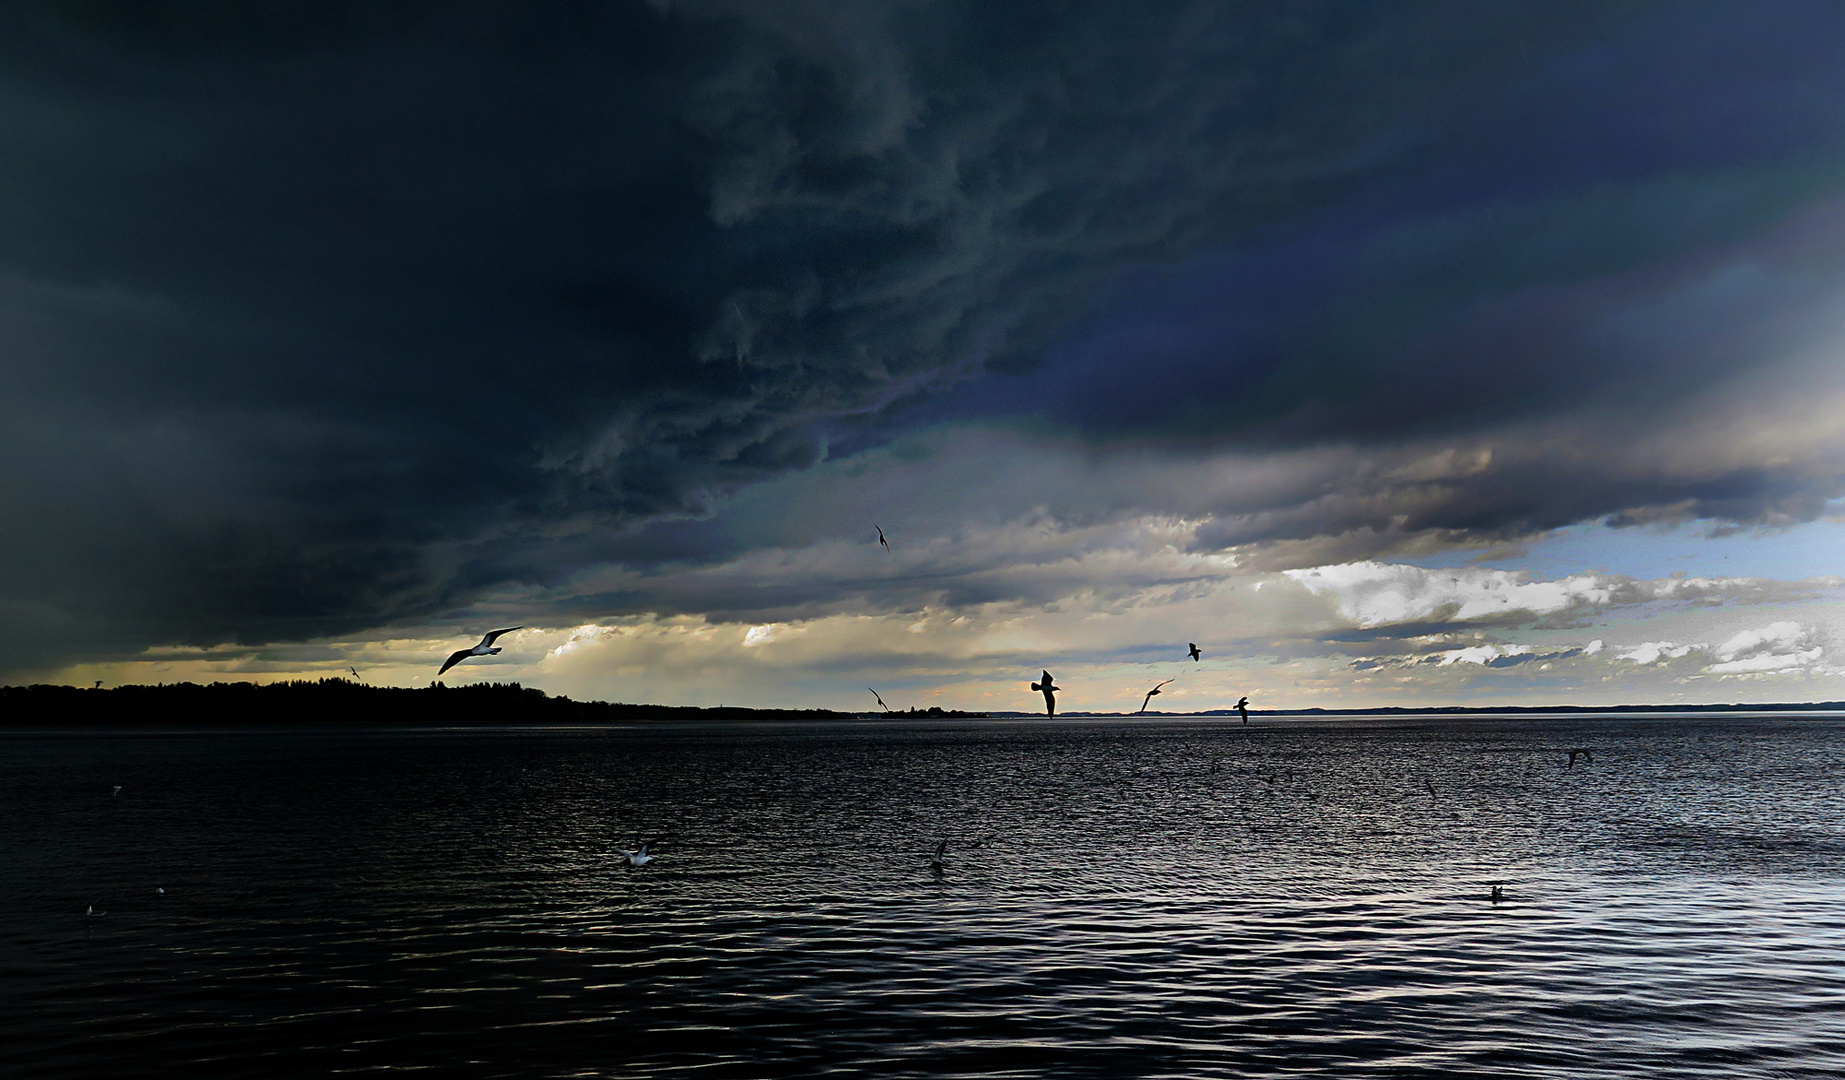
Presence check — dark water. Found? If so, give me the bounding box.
[6,714,1845,1078]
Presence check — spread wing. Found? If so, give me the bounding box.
[479,626,524,648]
[437,649,472,675]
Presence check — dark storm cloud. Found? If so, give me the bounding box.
[3,1,1843,670]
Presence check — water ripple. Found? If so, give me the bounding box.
[4,715,1845,1077]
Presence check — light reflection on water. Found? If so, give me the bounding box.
[4,714,1845,1078]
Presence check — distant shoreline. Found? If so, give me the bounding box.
[3,679,1845,726]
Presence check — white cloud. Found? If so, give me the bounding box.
[1618,641,1699,665]
[1436,643,1532,666]
[1285,561,1613,626]
[1714,620,1805,661]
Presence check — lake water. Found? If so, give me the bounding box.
[5,714,1845,1078]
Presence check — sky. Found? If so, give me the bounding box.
[6,1,1845,711]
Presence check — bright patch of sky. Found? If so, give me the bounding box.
[1405,507,1845,581]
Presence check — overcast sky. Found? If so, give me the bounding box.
[7,1,1845,709]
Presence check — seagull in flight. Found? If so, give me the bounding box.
[869,688,890,711]
[875,525,890,551]
[348,666,364,683]
[1188,643,1201,661]
[1138,679,1174,715]
[437,627,524,677]
[1566,748,1595,769]
[112,785,121,797]
[1030,671,1060,717]
[925,839,948,874]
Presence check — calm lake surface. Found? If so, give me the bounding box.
[5,714,1845,1078]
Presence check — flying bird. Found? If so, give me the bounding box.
[1030,670,1060,717]
[1236,695,1250,724]
[93,680,103,690]
[875,525,890,551]
[926,839,948,874]
[112,785,121,797]
[1188,643,1201,661]
[1566,748,1595,769]
[869,688,890,711]
[1138,679,1174,715]
[437,627,524,677]
[348,666,364,683]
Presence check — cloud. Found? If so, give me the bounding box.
[7,2,1845,678]
[1618,641,1699,665]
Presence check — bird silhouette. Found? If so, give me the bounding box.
[1030,671,1060,717]
[1138,679,1174,714]
[437,626,524,677]
[1236,695,1250,724]
[926,839,948,874]
[348,666,364,683]
[1566,748,1595,769]
[1188,643,1201,661]
[875,525,890,551]
[869,688,890,711]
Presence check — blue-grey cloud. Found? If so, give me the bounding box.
[5,1,1845,673]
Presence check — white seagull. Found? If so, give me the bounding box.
[617,841,657,868]
[437,627,524,677]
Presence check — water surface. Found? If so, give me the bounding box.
[5,714,1845,1077]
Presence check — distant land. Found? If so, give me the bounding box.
[3,679,1845,725]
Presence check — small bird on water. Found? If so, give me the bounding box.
[1490,882,1505,904]
[1031,671,1060,717]
[437,627,524,677]
[1188,643,1202,661]
[1138,679,1174,715]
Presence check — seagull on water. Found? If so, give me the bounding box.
[1188,643,1201,661]
[616,840,658,868]
[1030,670,1060,717]
[875,525,890,552]
[437,627,524,677]
[1490,882,1505,904]
[1138,679,1174,715]
[1566,748,1595,769]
